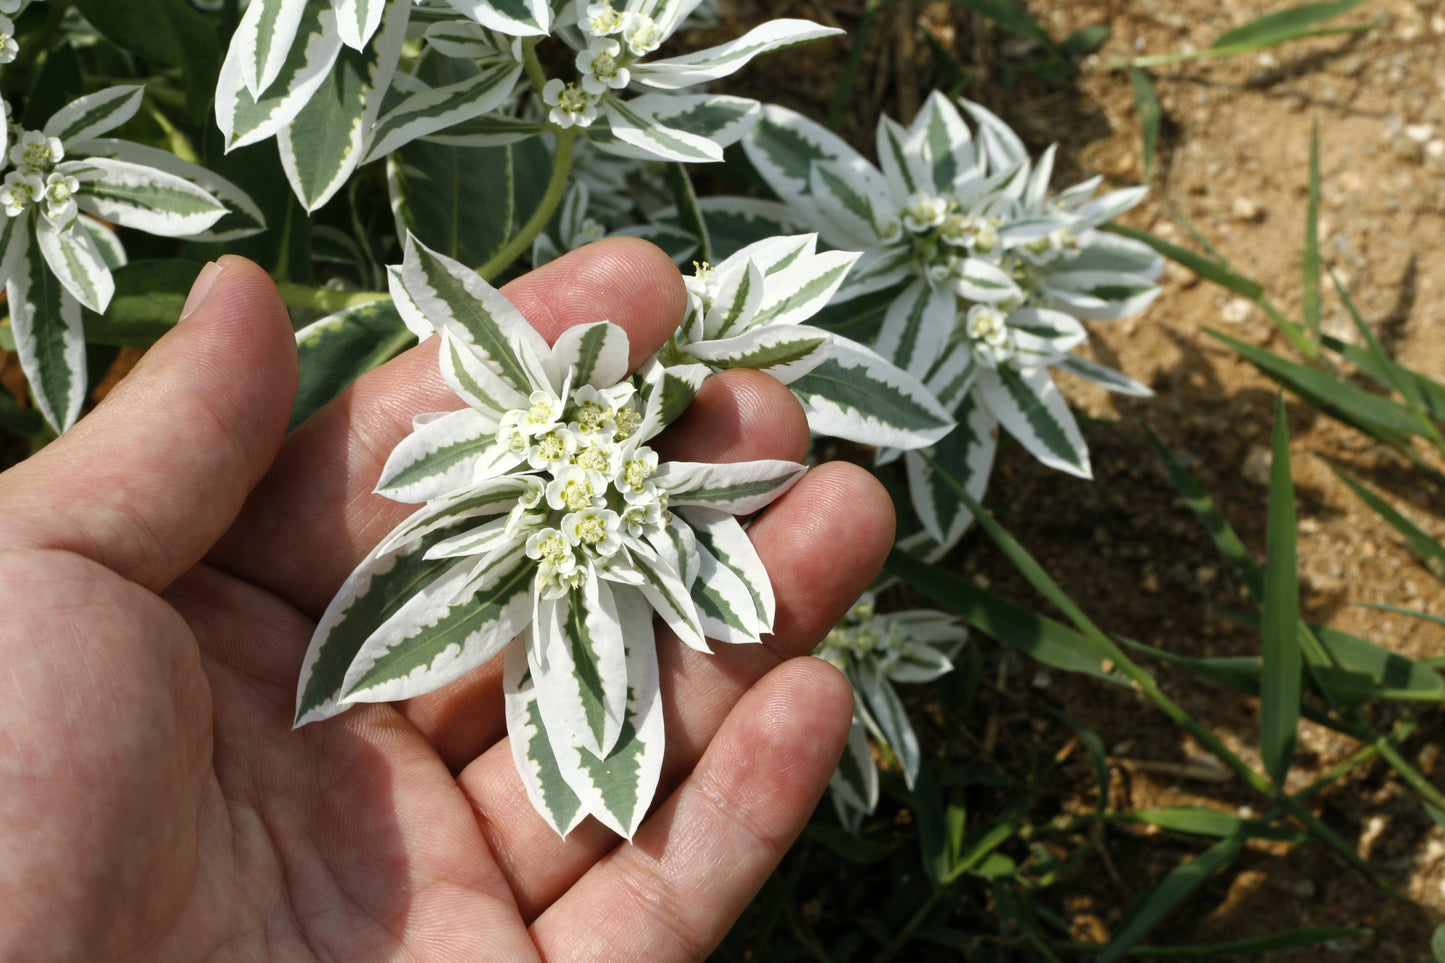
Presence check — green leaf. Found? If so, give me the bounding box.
[1129,68,1161,178]
[72,0,221,119]
[6,248,87,433]
[667,162,712,265]
[1212,0,1367,50]
[290,298,412,430]
[1333,468,1445,582]
[392,140,514,268]
[1302,123,1322,345]
[1260,395,1301,787]
[1117,807,1306,842]
[1099,832,1247,963]
[789,335,955,449]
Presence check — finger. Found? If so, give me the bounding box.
[403,367,811,771]
[457,462,893,918]
[0,257,295,592]
[210,237,687,619]
[531,658,853,961]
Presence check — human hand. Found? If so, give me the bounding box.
[0,242,893,961]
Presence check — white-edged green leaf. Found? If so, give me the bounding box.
[402,233,550,391]
[279,0,409,211]
[743,101,860,197]
[635,357,707,440]
[76,216,127,270]
[834,248,912,303]
[954,256,1022,303]
[423,19,512,59]
[216,2,343,150]
[72,138,265,241]
[807,157,888,249]
[960,98,1028,175]
[364,60,524,163]
[875,276,956,380]
[442,0,550,36]
[701,257,763,340]
[1056,354,1153,397]
[42,85,145,142]
[978,365,1091,478]
[291,297,415,430]
[335,0,386,49]
[439,329,530,420]
[375,407,515,503]
[588,94,759,162]
[0,211,30,291]
[876,115,921,200]
[1040,270,1161,321]
[683,506,774,643]
[752,247,859,328]
[828,713,879,824]
[1073,185,1149,230]
[67,157,227,238]
[6,247,87,433]
[339,544,535,704]
[791,334,955,449]
[505,645,587,837]
[553,321,629,389]
[904,393,997,549]
[631,19,841,89]
[660,458,806,513]
[34,216,115,314]
[628,538,709,652]
[913,89,981,197]
[686,324,833,384]
[547,589,665,839]
[296,526,475,724]
[420,113,546,149]
[602,97,723,163]
[533,575,629,758]
[857,663,921,788]
[233,0,308,98]
[375,476,536,556]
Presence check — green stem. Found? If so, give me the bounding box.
[521,37,548,94]
[275,283,388,313]
[477,129,577,282]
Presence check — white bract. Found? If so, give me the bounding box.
[744,91,1163,549]
[813,592,966,831]
[0,87,256,432]
[295,234,808,839]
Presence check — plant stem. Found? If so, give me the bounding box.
[477,128,577,282]
[521,37,548,94]
[275,283,389,313]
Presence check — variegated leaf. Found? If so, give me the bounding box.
[790,334,955,450]
[216,2,343,151]
[685,324,832,385]
[376,477,536,555]
[6,248,88,433]
[533,576,629,759]
[234,0,308,98]
[954,257,1021,303]
[402,234,551,392]
[635,357,707,441]
[421,114,546,149]
[602,98,723,164]
[386,263,433,339]
[978,365,1091,478]
[742,102,860,198]
[827,713,878,829]
[661,459,806,513]
[1056,354,1153,397]
[682,506,774,644]
[552,321,629,389]
[627,538,709,653]
[806,157,888,249]
[441,0,550,36]
[1041,270,1162,321]
[339,544,535,704]
[33,217,115,315]
[375,407,518,504]
[440,330,530,420]
[505,645,587,837]
[72,139,265,241]
[77,216,127,270]
[589,95,758,163]
[363,60,524,163]
[912,91,981,196]
[874,276,956,381]
[833,248,912,303]
[876,114,924,202]
[67,157,227,239]
[1009,307,1087,361]
[423,19,511,59]
[279,0,409,211]
[631,19,841,89]
[701,258,763,341]
[960,98,1028,175]
[42,85,144,143]
[291,297,414,430]
[904,392,997,549]
[335,0,385,49]
[752,249,859,328]
[0,212,30,291]
[856,664,920,788]
[296,527,472,724]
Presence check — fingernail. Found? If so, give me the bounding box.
[180,261,225,322]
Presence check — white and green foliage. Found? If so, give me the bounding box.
[0,85,252,432]
[743,92,1162,549]
[294,235,806,838]
[813,592,967,831]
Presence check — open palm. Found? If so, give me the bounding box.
[0,242,894,962]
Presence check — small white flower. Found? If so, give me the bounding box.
[577,38,631,96]
[583,0,624,37]
[964,304,1014,368]
[562,507,623,558]
[0,168,41,216]
[901,192,949,233]
[0,15,18,64]
[10,129,62,174]
[526,528,583,597]
[542,78,598,129]
[527,426,580,471]
[41,170,79,229]
[619,11,663,56]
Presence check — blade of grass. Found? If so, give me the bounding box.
[1261,394,1302,787]
[1302,122,1322,351]
[1212,0,1367,50]
[827,0,881,131]
[1129,67,1161,179]
[1332,468,1445,581]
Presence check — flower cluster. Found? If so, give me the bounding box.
[813,592,966,831]
[744,91,1163,549]
[296,235,808,839]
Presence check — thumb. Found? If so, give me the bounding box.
[0,256,297,592]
